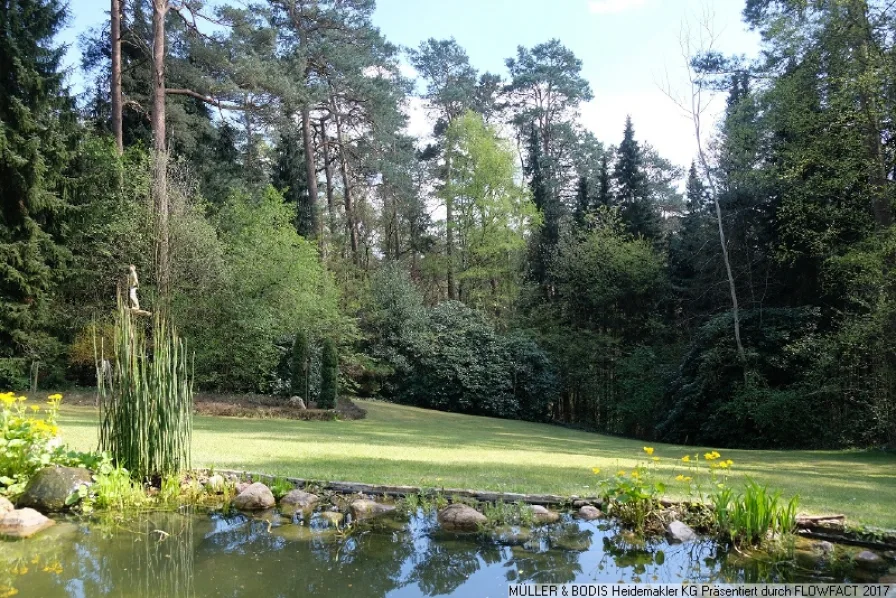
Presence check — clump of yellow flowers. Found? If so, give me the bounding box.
[0,392,64,496]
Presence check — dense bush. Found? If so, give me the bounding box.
[659,308,823,448]
[370,279,558,421]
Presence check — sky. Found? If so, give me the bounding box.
[59,0,761,170]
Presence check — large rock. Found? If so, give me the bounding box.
[280,490,319,510]
[289,396,306,410]
[232,482,276,511]
[666,520,697,543]
[578,505,602,521]
[854,550,888,571]
[438,504,487,532]
[0,508,55,539]
[18,466,93,512]
[0,497,13,515]
[350,499,395,519]
[531,505,560,524]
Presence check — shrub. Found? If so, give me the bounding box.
[0,392,62,496]
[712,480,799,546]
[319,338,338,409]
[291,330,310,401]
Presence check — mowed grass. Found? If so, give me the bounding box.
[56,400,896,528]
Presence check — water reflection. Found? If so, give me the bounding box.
[0,508,865,598]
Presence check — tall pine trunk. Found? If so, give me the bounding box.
[300,105,319,238]
[111,0,123,154]
[151,0,170,304]
[331,98,359,261]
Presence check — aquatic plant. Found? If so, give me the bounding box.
[98,300,193,481]
[712,479,799,546]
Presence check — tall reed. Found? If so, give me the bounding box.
[98,298,193,481]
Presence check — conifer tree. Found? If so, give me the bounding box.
[612,116,660,240]
[0,0,72,369]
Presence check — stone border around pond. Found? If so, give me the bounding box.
[205,468,896,551]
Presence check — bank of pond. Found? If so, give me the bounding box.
[1,472,895,598]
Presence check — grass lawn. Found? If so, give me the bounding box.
[57,399,896,528]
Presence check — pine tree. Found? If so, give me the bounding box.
[613,116,660,240]
[273,122,315,238]
[0,0,72,368]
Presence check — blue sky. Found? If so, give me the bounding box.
[59,0,759,168]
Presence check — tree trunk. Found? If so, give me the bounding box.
[300,105,319,238]
[331,102,359,261]
[445,154,456,300]
[151,0,170,304]
[319,117,335,221]
[111,0,123,154]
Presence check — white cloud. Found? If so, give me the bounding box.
[587,0,648,15]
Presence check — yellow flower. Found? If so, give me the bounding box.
[630,470,640,479]
[703,452,715,461]
[652,457,660,462]
[675,474,685,481]
[47,394,62,401]
[681,455,691,462]
[42,562,62,575]
[30,405,39,413]
[711,451,721,459]
[11,566,27,575]
[683,476,692,482]
[0,396,14,407]
[591,467,601,475]
[0,586,19,598]
[643,447,654,456]
[617,470,626,477]
[725,459,733,466]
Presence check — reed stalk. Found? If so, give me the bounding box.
[98,297,193,481]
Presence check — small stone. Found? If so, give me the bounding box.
[18,466,93,512]
[666,520,697,543]
[289,396,306,409]
[0,497,13,515]
[531,505,560,524]
[854,550,887,570]
[350,499,395,519]
[0,508,55,539]
[280,490,319,510]
[491,525,532,546]
[232,482,276,511]
[578,505,602,521]
[817,541,835,553]
[550,532,592,552]
[437,504,487,532]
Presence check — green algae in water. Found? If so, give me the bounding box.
[0,509,879,597]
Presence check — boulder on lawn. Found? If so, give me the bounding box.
[578,505,602,521]
[531,505,560,524]
[350,499,395,519]
[666,520,697,543]
[232,482,276,511]
[280,490,319,510]
[18,466,93,512]
[0,508,55,539]
[289,396,306,409]
[437,504,487,532]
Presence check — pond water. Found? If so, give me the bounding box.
[1,507,879,598]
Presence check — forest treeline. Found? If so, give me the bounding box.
[2,0,895,449]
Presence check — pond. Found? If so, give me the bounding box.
[1,507,884,598]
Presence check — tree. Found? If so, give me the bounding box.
[291,330,310,402]
[272,121,315,237]
[0,0,73,381]
[442,112,538,317]
[319,337,338,409]
[612,116,661,241]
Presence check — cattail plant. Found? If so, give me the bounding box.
[98,297,193,481]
